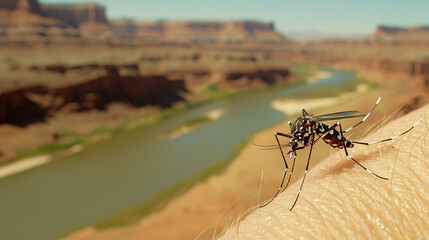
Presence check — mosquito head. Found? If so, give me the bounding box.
[289,138,298,152]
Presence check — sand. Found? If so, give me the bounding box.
[271,84,368,115]
[307,70,332,83]
[0,155,52,179]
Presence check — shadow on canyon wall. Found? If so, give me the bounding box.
[0,59,292,126]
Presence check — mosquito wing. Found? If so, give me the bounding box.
[311,110,365,122]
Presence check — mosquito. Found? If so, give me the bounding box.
[257,97,420,210]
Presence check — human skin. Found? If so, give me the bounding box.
[219,105,429,239]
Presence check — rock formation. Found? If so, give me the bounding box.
[0,0,79,40]
[110,20,285,43]
[218,68,290,90]
[374,25,429,36]
[0,64,186,126]
[41,3,108,28]
[310,25,429,47]
[0,0,43,15]
[275,46,429,87]
[0,57,296,126]
[41,3,112,38]
[0,86,47,126]
[0,0,285,44]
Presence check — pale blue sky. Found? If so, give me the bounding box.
[40,0,429,35]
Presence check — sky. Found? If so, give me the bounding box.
[39,0,429,35]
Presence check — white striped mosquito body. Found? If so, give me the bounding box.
[257,97,420,210]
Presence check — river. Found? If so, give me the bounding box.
[0,68,356,240]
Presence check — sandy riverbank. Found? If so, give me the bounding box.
[0,155,52,179]
[162,108,226,140]
[307,70,332,83]
[271,83,368,115]
[0,143,84,179]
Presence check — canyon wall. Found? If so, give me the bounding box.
[0,0,43,14]
[218,68,290,90]
[0,60,292,126]
[0,86,47,126]
[110,20,285,43]
[41,3,112,38]
[308,25,429,47]
[41,3,108,28]
[274,46,429,90]
[374,25,429,36]
[369,25,429,47]
[0,0,285,44]
[0,0,79,40]
[0,64,186,126]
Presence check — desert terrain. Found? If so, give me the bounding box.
[1,1,429,240]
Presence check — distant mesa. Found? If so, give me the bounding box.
[369,25,429,46]
[41,3,113,38]
[41,3,108,28]
[110,20,285,43]
[297,24,429,47]
[0,0,43,15]
[0,0,286,44]
[374,25,429,36]
[286,31,366,43]
[0,0,79,40]
[1,0,429,46]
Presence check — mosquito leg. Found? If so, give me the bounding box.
[282,152,296,193]
[290,134,315,211]
[260,132,292,208]
[344,97,381,133]
[281,146,304,193]
[337,122,389,180]
[352,120,421,145]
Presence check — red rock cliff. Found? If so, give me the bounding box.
[0,0,79,39]
[41,3,109,28]
[0,0,43,14]
[110,20,285,43]
[374,25,429,36]
[1,0,287,44]
[0,64,186,126]
[370,25,429,46]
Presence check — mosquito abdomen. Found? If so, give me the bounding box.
[317,123,353,148]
